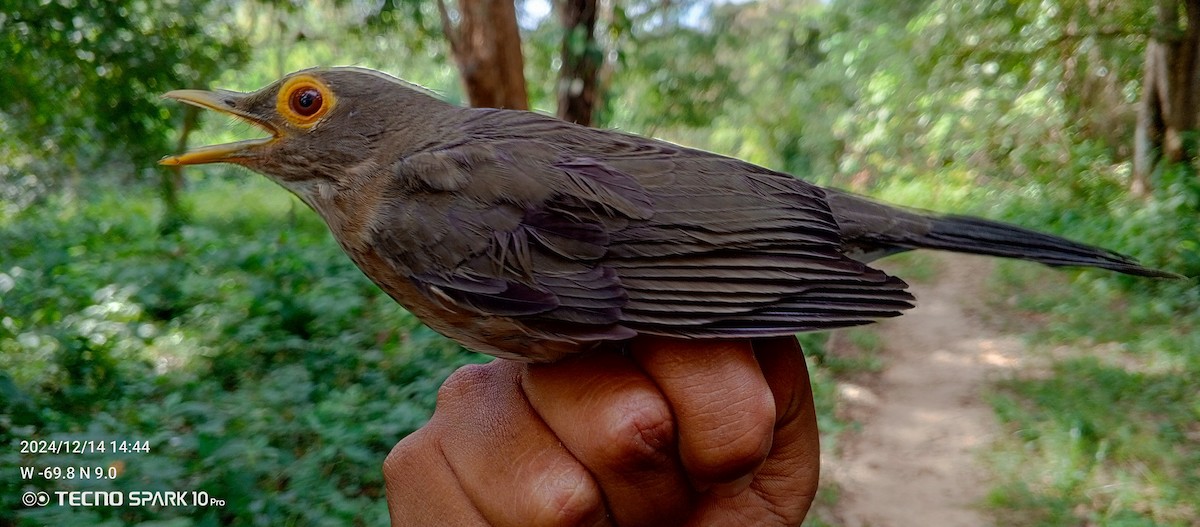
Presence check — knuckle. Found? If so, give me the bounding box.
[381,444,409,484]
[593,394,676,471]
[436,363,493,408]
[382,428,432,484]
[524,464,605,527]
[690,389,775,481]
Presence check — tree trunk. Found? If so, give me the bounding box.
[1134,40,1167,195]
[1132,0,1200,194]
[437,0,529,110]
[556,0,601,125]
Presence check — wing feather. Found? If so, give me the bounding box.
[374,110,917,345]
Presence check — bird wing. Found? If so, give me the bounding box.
[376,139,643,342]
[593,144,917,336]
[376,110,916,342]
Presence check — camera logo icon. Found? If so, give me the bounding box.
[22,491,50,507]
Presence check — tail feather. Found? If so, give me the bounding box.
[920,214,1177,278]
[825,189,1179,279]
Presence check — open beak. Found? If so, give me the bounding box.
[159,89,279,166]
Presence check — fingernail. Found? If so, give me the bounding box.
[709,472,755,498]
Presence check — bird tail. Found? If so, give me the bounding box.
[825,190,1179,279]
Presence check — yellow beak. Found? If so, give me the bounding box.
[159,89,279,166]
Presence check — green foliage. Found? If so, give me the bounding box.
[611,22,737,131]
[605,0,847,176]
[526,0,743,133]
[1,178,481,526]
[986,347,1200,525]
[979,216,1198,526]
[802,329,883,377]
[0,0,248,180]
[354,0,445,53]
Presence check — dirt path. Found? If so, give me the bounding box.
[824,253,1025,527]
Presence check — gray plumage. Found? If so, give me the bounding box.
[162,67,1176,362]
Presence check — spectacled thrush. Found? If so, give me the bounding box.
[161,67,1175,362]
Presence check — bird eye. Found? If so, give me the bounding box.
[289,87,323,116]
[275,74,335,127]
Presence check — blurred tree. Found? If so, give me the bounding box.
[707,0,844,177]
[814,0,1167,193]
[437,0,530,109]
[605,0,737,133]
[556,0,601,124]
[357,0,446,56]
[1133,0,1200,194]
[0,0,248,228]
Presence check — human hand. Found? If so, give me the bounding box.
[383,336,819,526]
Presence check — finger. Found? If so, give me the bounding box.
[431,361,610,527]
[687,336,820,526]
[631,337,776,493]
[384,426,489,525]
[524,351,693,526]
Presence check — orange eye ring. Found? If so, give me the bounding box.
[276,75,335,127]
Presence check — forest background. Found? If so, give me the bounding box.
[1,0,1198,525]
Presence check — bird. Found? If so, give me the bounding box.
[160,66,1176,362]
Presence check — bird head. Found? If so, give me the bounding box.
[159,67,454,188]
